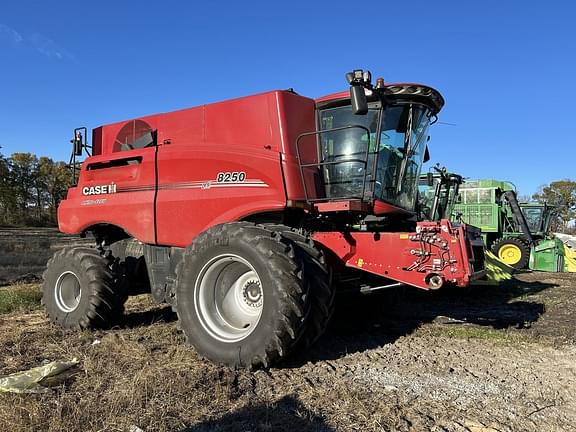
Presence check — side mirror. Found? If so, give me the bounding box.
[74,141,83,156]
[347,69,372,115]
[427,172,434,186]
[350,85,368,115]
[72,131,84,156]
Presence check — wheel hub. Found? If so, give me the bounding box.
[498,244,522,265]
[195,254,264,343]
[243,280,262,308]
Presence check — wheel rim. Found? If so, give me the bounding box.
[54,271,82,312]
[195,254,263,343]
[498,244,522,265]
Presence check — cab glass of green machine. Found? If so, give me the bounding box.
[318,102,431,211]
[522,206,544,233]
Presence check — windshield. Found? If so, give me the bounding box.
[522,207,544,232]
[318,103,431,211]
[377,105,430,209]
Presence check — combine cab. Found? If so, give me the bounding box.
[44,70,485,368]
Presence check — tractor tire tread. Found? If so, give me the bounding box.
[262,223,335,349]
[42,246,128,329]
[175,222,310,369]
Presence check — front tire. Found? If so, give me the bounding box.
[42,247,126,329]
[175,222,310,369]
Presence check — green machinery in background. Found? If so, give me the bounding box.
[453,179,565,272]
[418,166,463,222]
[418,170,515,282]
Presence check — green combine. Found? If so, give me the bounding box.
[454,179,565,272]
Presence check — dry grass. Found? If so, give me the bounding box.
[0,230,333,431]
[0,295,334,432]
[421,323,552,346]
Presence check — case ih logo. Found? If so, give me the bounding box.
[82,183,117,196]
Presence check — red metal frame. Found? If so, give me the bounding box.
[313,220,484,289]
[313,200,370,213]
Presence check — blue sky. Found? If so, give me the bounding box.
[0,1,574,197]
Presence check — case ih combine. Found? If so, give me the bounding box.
[43,70,485,368]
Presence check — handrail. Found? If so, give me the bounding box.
[295,125,372,203]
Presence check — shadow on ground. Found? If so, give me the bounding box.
[288,275,556,365]
[117,274,558,367]
[179,395,335,432]
[120,306,178,329]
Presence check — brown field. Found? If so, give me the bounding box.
[0,227,92,286]
[1,228,575,431]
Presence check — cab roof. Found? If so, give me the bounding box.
[316,83,445,114]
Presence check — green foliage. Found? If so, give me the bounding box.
[533,179,576,233]
[0,284,42,314]
[0,150,72,226]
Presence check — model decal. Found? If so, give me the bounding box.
[216,171,247,183]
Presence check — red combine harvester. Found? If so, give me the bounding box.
[44,70,485,368]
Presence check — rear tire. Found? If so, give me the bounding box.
[42,247,127,330]
[491,237,530,269]
[175,222,311,369]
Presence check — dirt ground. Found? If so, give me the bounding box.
[0,228,575,431]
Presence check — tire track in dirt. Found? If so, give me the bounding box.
[248,333,576,431]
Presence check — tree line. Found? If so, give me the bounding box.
[533,180,576,234]
[0,151,72,226]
